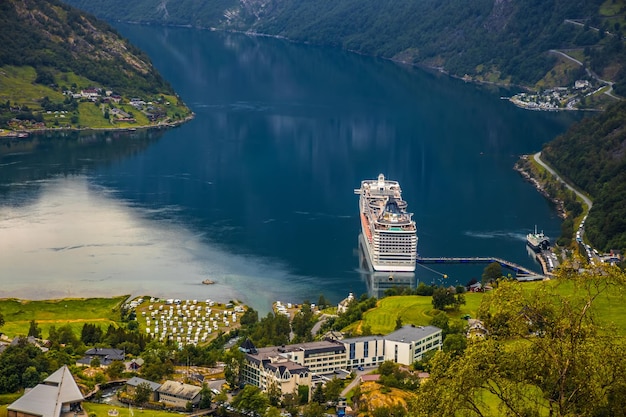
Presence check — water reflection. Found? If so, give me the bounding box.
[357,234,416,298]
[0,174,317,313]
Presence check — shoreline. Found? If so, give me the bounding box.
[0,112,195,138]
[114,21,613,112]
[513,154,567,219]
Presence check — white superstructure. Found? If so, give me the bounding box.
[355,174,417,272]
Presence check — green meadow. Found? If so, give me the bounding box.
[350,278,626,335]
[0,296,127,338]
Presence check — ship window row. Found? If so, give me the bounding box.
[373,245,415,251]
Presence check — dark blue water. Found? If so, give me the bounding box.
[0,26,581,312]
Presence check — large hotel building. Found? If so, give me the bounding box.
[241,325,442,396]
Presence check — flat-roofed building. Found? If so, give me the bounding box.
[383,325,442,365]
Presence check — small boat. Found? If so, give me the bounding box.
[202,279,215,285]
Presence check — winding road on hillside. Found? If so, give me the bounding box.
[549,49,619,100]
[533,152,593,211]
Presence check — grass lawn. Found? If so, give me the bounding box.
[0,296,127,338]
[347,276,626,336]
[83,402,184,417]
[77,102,112,128]
[349,292,484,335]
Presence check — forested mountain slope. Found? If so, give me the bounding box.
[0,0,190,130]
[0,0,172,96]
[543,100,626,252]
[63,0,626,92]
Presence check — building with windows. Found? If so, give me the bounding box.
[341,335,387,369]
[382,325,442,364]
[240,325,442,397]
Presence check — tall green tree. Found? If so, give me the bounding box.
[133,381,152,405]
[481,262,503,286]
[27,320,41,338]
[232,385,269,415]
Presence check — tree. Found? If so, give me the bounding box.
[395,316,403,330]
[324,378,343,403]
[411,263,626,417]
[232,385,269,415]
[431,287,456,311]
[133,381,152,405]
[312,383,325,404]
[265,406,282,417]
[198,385,213,409]
[106,360,125,379]
[298,384,310,404]
[302,402,325,417]
[292,302,315,342]
[282,391,300,417]
[429,311,450,337]
[27,320,41,338]
[223,348,245,389]
[22,366,40,388]
[90,357,101,368]
[240,307,259,326]
[317,294,331,309]
[266,380,282,406]
[0,312,4,328]
[481,262,503,286]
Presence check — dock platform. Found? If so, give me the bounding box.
[416,257,545,281]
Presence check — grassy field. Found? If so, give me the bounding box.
[0,66,63,108]
[0,296,127,338]
[346,276,626,336]
[83,402,185,417]
[348,292,483,335]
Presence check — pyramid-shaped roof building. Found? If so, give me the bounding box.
[8,365,84,417]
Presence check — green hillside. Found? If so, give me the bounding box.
[0,0,191,132]
[542,100,626,253]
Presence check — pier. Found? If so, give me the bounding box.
[417,257,545,281]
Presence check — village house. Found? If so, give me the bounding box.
[76,347,125,367]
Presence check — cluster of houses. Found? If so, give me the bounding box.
[509,79,596,110]
[240,324,442,399]
[64,87,121,103]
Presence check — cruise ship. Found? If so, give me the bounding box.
[527,225,550,252]
[355,174,418,272]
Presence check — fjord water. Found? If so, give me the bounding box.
[0,25,580,312]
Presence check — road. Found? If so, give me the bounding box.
[548,49,619,100]
[311,314,331,337]
[533,152,593,211]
